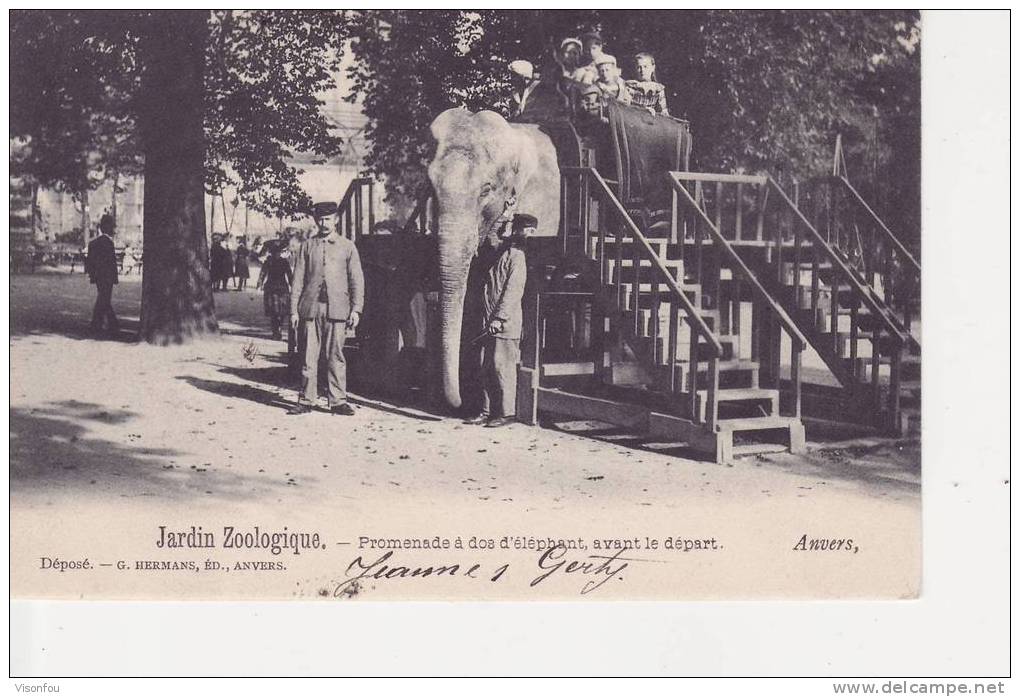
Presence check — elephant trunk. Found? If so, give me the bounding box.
[437,217,476,409]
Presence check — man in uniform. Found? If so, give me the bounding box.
[85,214,120,336]
[288,201,365,416]
[464,213,536,428]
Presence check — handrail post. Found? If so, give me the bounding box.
[355,184,363,239]
[889,346,902,434]
[688,333,699,420]
[632,224,641,335]
[533,293,543,376]
[560,174,568,256]
[791,341,802,418]
[367,180,375,234]
[706,356,719,430]
[849,305,860,385]
[668,302,679,393]
[871,328,882,414]
[735,181,743,241]
[670,187,679,245]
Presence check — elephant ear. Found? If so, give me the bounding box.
[430,108,471,144]
[470,111,537,189]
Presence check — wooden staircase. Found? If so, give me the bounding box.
[516,167,809,464]
[666,169,921,436]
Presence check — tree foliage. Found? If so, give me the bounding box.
[205,10,351,216]
[345,10,596,214]
[347,10,920,239]
[9,10,352,218]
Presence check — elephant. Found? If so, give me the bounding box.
[427,108,561,409]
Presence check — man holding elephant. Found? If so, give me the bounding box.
[464,213,536,428]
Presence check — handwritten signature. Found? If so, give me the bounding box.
[332,544,655,597]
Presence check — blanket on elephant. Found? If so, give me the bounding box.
[607,100,692,213]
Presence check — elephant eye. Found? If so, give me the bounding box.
[479,183,493,199]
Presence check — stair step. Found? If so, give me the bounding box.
[623,282,700,294]
[676,359,759,373]
[716,416,799,432]
[612,258,683,268]
[542,361,596,377]
[732,443,790,457]
[694,387,778,421]
[696,388,778,403]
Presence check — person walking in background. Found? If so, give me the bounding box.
[626,52,669,116]
[234,238,250,291]
[85,214,120,336]
[463,213,535,429]
[288,201,365,416]
[256,241,292,340]
[210,235,232,291]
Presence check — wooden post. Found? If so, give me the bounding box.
[756,185,766,242]
[706,356,719,429]
[651,280,661,364]
[829,279,840,355]
[670,187,679,245]
[870,328,882,414]
[714,181,723,236]
[367,180,375,234]
[598,205,607,285]
[688,333,699,420]
[560,174,568,255]
[615,227,624,310]
[791,344,802,418]
[354,184,363,239]
[849,305,860,383]
[668,302,679,393]
[889,347,902,434]
[811,243,821,316]
[735,182,743,241]
[632,232,641,335]
[769,315,781,389]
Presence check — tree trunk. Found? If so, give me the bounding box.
[138,11,218,344]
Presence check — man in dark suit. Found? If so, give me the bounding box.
[288,201,365,415]
[85,214,120,335]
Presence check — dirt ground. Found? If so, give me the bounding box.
[9,269,921,601]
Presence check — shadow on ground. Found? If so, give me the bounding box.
[10,401,292,502]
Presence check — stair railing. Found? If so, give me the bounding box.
[336,177,376,240]
[669,172,809,419]
[561,165,723,428]
[831,175,920,332]
[768,178,912,426]
[401,181,439,236]
[799,175,921,333]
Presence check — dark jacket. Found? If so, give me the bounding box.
[483,244,527,340]
[211,243,233,280]
[86,234,118,286]
[290,233,365,321]
[258,256,292,293]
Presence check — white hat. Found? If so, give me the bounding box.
[594,53,617,67]
[560,37,582,51]
[509,60,534,80]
